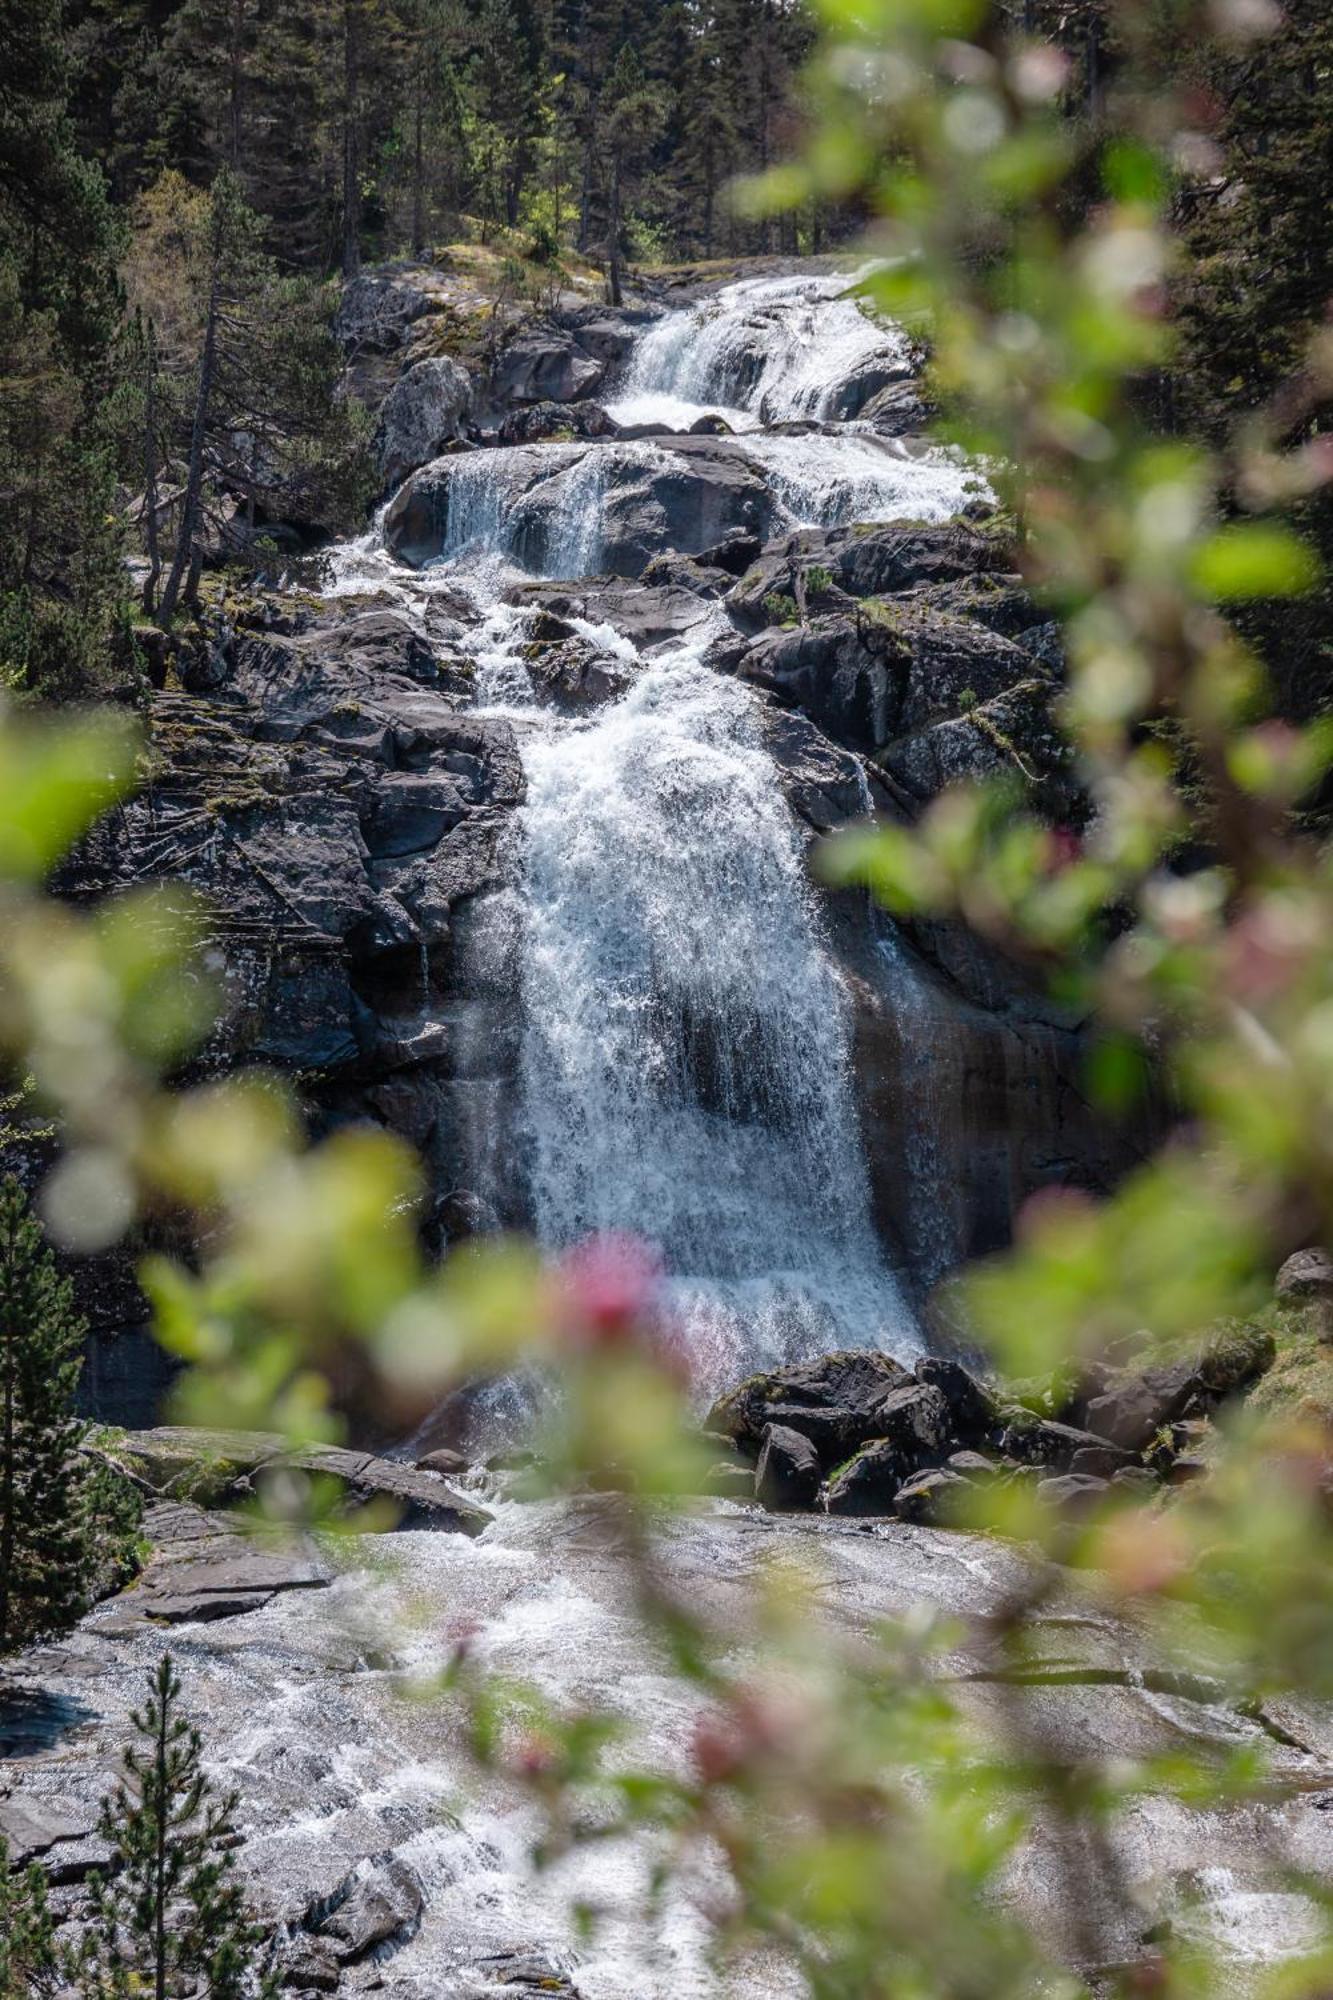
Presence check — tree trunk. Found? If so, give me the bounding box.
[411,74,425,258]
[578,129,596,252]
[608,151,623,307]
[154,1685,169,2000]
[141,319,162,616]
[341,0,363,278]
[0,1216,15,1654]
[159,242,221,627]
[228,0,245,167]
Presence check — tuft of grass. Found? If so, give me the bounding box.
[1245,1303,1333,1428]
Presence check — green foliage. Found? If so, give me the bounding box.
[762,590,800,626]
[74,1654,275,1999]
[0,0,132,700]
[0,1175,141,1654]
[0,1839,60,1999]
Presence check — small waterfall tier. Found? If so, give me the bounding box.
[607,266,914,431]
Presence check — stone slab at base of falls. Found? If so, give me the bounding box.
[6,1500,1333,1995]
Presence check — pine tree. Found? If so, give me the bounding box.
[74,1655,275,2000]
[0,1176,115,1655]
[125,168,370,622]
[0,1838,60,1999]
[597,43,665,304]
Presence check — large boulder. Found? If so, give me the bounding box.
[859,379,937,436]
[496,400,619,445]
[507,577,716,648]
[706,1349,911,1460]
[335,273,433,354]
[825,353,917,422]
[726,523,1013,633]
[492,328,607,406]
[894,1466,969,1523]
[1276,1248,1333,1308]
[824,1439,904,1515]
[755,1423,822,1510]
[914,1356,998,1442]
[865,1380,952,1471]
[374,355,473,489]
[385,438,776,578]
[736,605,1042,766]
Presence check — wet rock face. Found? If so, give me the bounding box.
[384,434,777,579]
[58,599,529,1418]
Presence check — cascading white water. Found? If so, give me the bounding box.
[321,263,946,1387]
[739,429,982,529]
[607,266,911,431]
[515,623,917,1392]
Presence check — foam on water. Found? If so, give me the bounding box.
[607,265,908,430]
[741,428,983,528]
[513,621,918,1394]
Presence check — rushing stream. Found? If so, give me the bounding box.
[325,265,988,1390]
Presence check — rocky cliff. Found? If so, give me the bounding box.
[59,257,1158,1419]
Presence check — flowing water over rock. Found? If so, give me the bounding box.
[329,267,944,1387]
[514,630,907,1389]
[606,266,913,430]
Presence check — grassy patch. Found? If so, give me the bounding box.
[1244,1303,1333,1428]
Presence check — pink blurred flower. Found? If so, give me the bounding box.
[552,1232,664,1346]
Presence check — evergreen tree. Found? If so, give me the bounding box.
[0,1176,131,1655]
[124,168,370,622]
[0,1838,60,1999]
[597,43,665,303]
[0,0,133,698]
[73,1655,275,2000]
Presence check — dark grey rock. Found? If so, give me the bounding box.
[894,1467,969,1523]
[1111,1466,1161,1496]
[1276,1248,1333,1305]
[825,1440,904,1516]
[375,356,473,489]
[335,274,433,355]
[1069,1442,1136,1479]
[914,1356,997,1443]
[1000,1416,1123,1470]
[492,329,606,406]
[825,352,916,420]
[312,1851,424,1961]
[706,1349,910,1458]
[496,401,619,446]
[528,638,635,710]
[1083,1368,1199,1452]
[755,1424,822,1511]
[415,1447,470,1477]
[857,378,935,436]
[946,1449,1001,1480]
[1036,1472,1110,1512]
[866,1381,952,1472]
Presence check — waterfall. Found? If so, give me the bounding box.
[607,266,911,431]
[515,626,917,1393]
[739,430,981,529]
[325,262,951,1389]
